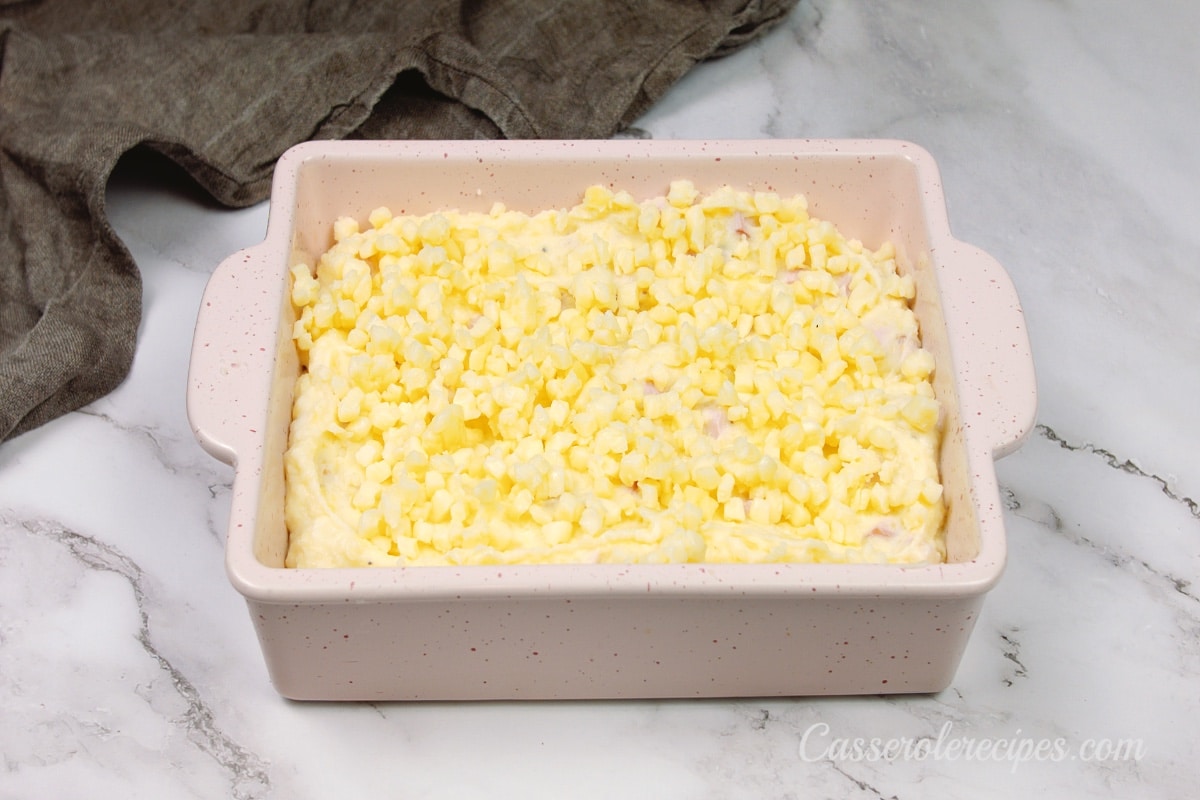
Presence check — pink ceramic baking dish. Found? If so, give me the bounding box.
[187,139,1035,701]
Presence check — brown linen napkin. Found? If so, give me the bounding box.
[0,0,797,443]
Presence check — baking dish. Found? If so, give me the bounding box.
[187,139,1036,701]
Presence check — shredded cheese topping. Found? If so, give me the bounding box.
[284,182,944,567]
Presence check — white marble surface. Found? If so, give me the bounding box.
[2,1,1197,797]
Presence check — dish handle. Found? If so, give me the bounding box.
[943,242,1038,459]
[186,244,284,467]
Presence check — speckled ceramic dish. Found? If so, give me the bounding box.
[187,139,1036,701]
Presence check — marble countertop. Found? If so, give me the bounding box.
[2,1,1196,797]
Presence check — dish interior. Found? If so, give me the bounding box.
[251,146,979,571]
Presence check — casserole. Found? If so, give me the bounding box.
[187,139,1036,700]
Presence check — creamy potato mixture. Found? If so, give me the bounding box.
[284,182,945,567]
